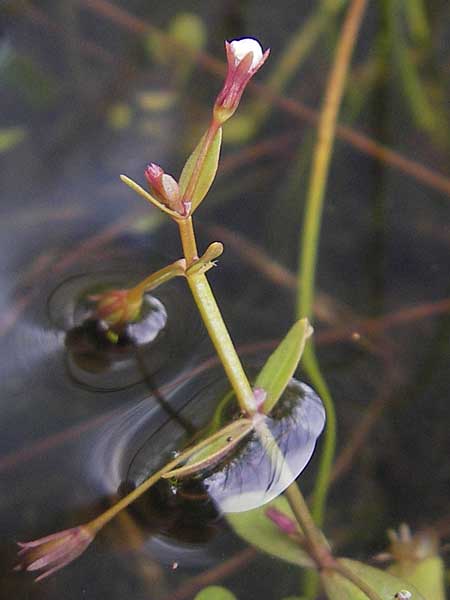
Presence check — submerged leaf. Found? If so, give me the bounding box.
[322,559,426,600]
[255,319,313,413]
[226,494,314,568]
[178,127,222,211]
[194,586,237,600]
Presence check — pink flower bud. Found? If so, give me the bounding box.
[214,38,270,124]
[90,289,142,328]
[15,526,94,581]
[266,507,298,535]
[144,163,184,215]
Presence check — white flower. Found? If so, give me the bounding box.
[213,37,269,123]
[229,38,264,69]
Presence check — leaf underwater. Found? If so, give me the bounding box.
[178,127,222,211]
[226,494,314,568]
[322,559,426,600]
[255,318,313,413]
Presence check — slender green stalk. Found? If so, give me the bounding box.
[302,346,336,524]
[127,259,186,302]
[331,561,384,600]
[186,271,255,414]
[296,0,367,595]
[240,0,347,139]
[297,0,367,522]
[178,217,199,265]
[255,420,329,562]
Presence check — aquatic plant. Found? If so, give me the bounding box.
[15,28,442,600]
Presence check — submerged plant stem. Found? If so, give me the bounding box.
[296,0,367,595]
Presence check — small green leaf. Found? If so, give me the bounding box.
[194,586,237,600]
[226,495,314,568]
[120,174,179,218]
[162,419,253,479]
[322,559,426,600]
[186,242,224,276]
[179,127,222,211]
[389,556,446,600]
[255,319,313,413]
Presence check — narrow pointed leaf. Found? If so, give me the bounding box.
[322,559,426,600]
[255,319,313,413]
[179,127,222,211]
[162,419,253,479]
[120,175,179,218]
[226,495,314,568]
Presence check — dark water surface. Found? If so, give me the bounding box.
[1,1,449,598]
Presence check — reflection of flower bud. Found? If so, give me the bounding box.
[90,289,142,328]
[16,526,94,581]
[145,163,187,216]
[214,38,269,124]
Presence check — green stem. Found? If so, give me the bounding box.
[296,0,367,595]
[178,217,199,266]
[186,271,255,415]
[331,561,384,600]
[128,259,186,302]
[303,346,336,525]
[255,419,332,566]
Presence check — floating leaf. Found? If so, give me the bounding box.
[203,380,325,512]
[178,127,222,211]
[322,559,426,600]
[194,586,237,600]
[255,319,313,413]
[162,419,253,479]
[226,494,314,568]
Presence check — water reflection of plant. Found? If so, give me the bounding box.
[14,24,441,600]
